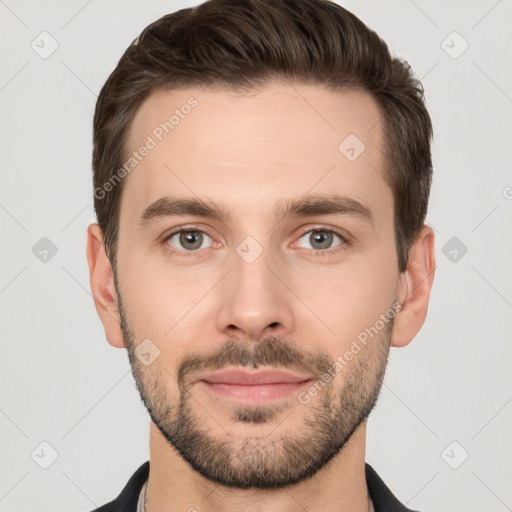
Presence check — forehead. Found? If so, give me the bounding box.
[121,82,390,226]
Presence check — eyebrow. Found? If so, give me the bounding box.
[138,193,375,229]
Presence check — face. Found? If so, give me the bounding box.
[114,82,401,489]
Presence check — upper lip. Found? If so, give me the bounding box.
[198,369,314,385]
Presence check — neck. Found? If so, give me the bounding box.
[145,421,370,512]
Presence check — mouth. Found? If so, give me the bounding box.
[195,368,315,404]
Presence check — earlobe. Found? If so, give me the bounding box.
[86,224,126,349]
[390,225,436,348]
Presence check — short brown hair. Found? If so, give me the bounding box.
[92,0,433,273]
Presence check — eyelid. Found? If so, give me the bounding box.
[296,225,349,241]
[161,223,350,257]
[292,225,350,251]
[162,224,217,246]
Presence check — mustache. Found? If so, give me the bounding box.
[176,336,334,387]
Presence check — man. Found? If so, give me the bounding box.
[86,0,435,510]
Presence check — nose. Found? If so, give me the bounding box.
[215,241,295,342]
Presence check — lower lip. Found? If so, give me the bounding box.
[199,380,313,403]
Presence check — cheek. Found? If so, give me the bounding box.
[120,257,217,340]
[293,258,397,345]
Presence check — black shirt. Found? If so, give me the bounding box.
[91,461,417,512]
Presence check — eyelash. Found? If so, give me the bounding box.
[161,225,349,259]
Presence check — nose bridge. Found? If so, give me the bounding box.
[235,238,275,297]
[215,233,294,339]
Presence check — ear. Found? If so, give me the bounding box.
[86,224,125,349]
[391,224,436,348]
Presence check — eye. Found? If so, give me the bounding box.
[295,227,347,253]
[161,225,348,259]
[164,228,214,253]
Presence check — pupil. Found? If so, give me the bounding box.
[181,231,202,250]
[312,231,331,249]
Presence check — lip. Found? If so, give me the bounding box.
[195,369,315,404]
[198,369,314,385]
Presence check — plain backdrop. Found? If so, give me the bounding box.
[1,1,511,511]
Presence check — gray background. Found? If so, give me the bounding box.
[1,0,511,511]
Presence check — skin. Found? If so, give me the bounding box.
[87,82,435,512]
